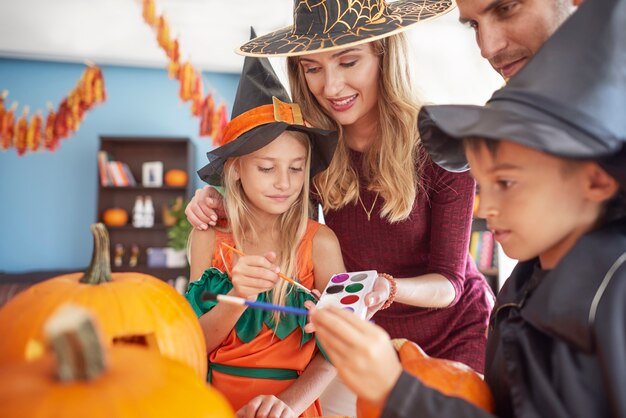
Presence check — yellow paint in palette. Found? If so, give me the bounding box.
[316,270,378,319]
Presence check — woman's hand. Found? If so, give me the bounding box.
[185,185,225,230]
[230,251,281,300]
[236,395,296,418]
[364,275,391,319]
[309,305,402,405]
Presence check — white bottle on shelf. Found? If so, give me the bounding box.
[132,195,145,228]
[143,195,155,228]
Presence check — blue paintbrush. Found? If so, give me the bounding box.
[202,292,309,316]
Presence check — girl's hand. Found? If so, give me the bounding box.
[185,185,225,230]
[236,395,296,418]
[309,306,402,405]
[230,252,281,300]
[364,275,391,319]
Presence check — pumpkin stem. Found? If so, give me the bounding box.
[80,223,112,284]
[45,304,107,381]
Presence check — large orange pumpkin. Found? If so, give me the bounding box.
[165,169,188,187]
[0,223,207,379]
[0,305,234,418]
[102,207,129,227]
[357,339,495,417]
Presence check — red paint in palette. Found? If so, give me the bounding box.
[340,294,360,304]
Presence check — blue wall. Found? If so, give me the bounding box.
[0,58,239,272]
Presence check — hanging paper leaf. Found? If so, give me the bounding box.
[14,106,29,156]
[199,93,215,136]
[167,61,180,80]
[179,61,196,102]
[44,107,58,151]
[27,111,42,152]
[92,66,107,103]
[190,76,204,116]
[1,101,17,151]
[166,38,180,63]
[157,15,172,51]
[210,102,228,145]
[142,0,158,27]
[0,92,6,147]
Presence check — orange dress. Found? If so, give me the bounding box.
[186,220,323,417]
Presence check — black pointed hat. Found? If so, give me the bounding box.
[418,0,626,185]
[198,29,338,186]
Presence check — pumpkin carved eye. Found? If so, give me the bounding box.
[112,333,158,349]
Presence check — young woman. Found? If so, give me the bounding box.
[187,0,494,414]
[185,53,345,418]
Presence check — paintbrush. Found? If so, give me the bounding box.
[202,292,309,316]
[220,242,319,300]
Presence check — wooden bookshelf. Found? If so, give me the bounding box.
[97,136,194,282]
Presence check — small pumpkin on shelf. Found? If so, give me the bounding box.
[0,223,207,379]
[0,304,235,418]
[356,339,495,418]
[164,168,188,187]
[102,207,128,227]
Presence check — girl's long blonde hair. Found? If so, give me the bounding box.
[222,131,312,325]
[288,32,426,222]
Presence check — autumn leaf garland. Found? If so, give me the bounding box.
[141,0,229,145]
[0,65,106,156]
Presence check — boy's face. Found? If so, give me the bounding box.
[236,131,308,218]
[466,140,603,269]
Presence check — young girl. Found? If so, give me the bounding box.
[311,0,626,415]
[185,52,343,418]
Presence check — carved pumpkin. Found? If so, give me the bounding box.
[165,169,188,187]
[0,305,234,418]
[357,339,495,417]
[0,223,207,379]
[102,207,129,227]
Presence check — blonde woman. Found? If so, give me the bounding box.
[185,53,344,417]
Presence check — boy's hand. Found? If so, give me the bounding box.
[185,185,225,230]
[230,252,281,300]
[237,395,296,418]
[309,306,402,405]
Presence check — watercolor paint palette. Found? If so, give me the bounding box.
[316,270,378,319]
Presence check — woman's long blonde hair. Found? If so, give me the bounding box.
[288,33,426,222]
[222,131,312,325]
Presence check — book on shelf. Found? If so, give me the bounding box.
[97,151,136,187]
[470,230,498,273]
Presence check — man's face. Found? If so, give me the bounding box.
[458,0,575,79]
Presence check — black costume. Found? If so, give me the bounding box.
[382,220,626,417]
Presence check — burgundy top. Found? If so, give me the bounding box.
[323,149,494,372]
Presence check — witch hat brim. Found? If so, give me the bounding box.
[419,98,623,173]
[198,120,337,186]
[418,0,626,179]
[237,0,455,57]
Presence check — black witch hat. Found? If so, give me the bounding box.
[417,0,626,185]
[198,30,338,186]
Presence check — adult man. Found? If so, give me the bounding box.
[458,0,581,79]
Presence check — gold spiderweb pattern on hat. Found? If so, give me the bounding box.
[239,0,454,56]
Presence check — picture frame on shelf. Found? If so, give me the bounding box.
[142,161,163,187]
